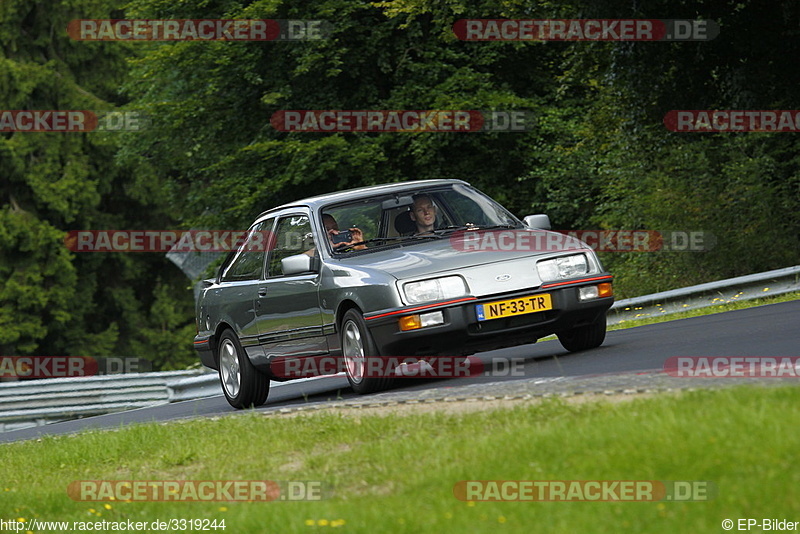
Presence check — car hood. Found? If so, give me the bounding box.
[334,229,592,294]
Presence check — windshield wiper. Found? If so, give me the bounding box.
[471,224,521,231]
[432,225,472,235]
[432,224,520,236]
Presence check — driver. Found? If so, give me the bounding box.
[409,194,437,234]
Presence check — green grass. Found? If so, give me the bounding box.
[2,385,799,532]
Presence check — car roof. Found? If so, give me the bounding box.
[255,179,470,219]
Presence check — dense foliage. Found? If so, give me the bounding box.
[1,0,797,367]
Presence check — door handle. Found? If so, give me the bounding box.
[258,287,268,297]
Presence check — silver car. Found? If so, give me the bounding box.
[194,179,614,408]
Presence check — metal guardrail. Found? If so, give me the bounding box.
[1,265,797,432]
[609,265,799,324]
[0,371,202,433]
[168,371,225,402]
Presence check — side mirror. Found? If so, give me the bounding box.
[281,253,316,275]
[523,214,551,230]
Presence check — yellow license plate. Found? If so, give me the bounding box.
[476,293,553,321]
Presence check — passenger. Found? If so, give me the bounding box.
[306,214,365,256]
[322,214,365,250]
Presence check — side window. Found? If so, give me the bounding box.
[268,215,314,276]
[220,220,271,282]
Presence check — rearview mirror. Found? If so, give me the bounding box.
[382,195,414,209]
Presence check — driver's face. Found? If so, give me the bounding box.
[412,199,436,226]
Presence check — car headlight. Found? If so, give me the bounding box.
[536,254,590,282]
[403,276,468,304]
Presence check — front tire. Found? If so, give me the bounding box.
[340,309,394,394]
[217,329,270,409]
[557,313,607,352]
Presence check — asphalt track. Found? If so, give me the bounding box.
[1,300,797,444]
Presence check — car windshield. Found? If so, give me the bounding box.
[321,183,522,254]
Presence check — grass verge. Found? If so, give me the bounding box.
[2,385,799,532]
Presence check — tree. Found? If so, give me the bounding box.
[0,0,196,367]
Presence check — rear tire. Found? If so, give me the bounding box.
[557,313,607,352]
[341,309,394,394]
[217,329,270,409]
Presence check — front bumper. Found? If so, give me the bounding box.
[364,275,613,357]
[193,335,217,370]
